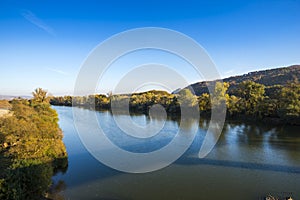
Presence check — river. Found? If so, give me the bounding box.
[51,106,300,199]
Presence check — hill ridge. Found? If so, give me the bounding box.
[182,65,300,96]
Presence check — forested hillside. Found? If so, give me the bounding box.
[184,65,300,96]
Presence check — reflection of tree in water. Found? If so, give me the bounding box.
[0,157,68,200]
[237,123,298,147]
[198,118,210,130]
[167,114,300,161]
[47,180,67,200]
[266,125,300,162]
[224,121,274,146]
[179,117,198,131]
[217,120,300,163]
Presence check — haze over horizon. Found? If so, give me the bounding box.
[1,0,299,96]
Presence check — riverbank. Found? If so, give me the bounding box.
[50,81,300,126]
[0,91,68,199]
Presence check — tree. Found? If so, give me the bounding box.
[32,88,49,104]
[260,96,278,117]
[198,93,210,112]
[0,91,68,199]
[236,81,265,117]
[211,82,229,109]
[227,95,241,116]
[278,82,300,118]
[177,89,198,107]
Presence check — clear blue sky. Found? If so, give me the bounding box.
[0,0,299,96]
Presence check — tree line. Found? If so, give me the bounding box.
[50,81,300,125]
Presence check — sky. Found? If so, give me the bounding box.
[0,0,299,96]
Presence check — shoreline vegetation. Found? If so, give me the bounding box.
[0,88,68,200]
[50,80,300,126]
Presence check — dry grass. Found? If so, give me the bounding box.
[0,100,12,117]
[0,109,11,117]
[0,100,11,109]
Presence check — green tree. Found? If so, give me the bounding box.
[261,97,278,117]
[227,95,241,116]
[278,82,300,118]
[0,91,68,199]
[237,81,265,117]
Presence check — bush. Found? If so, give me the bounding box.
[0,89,68,199]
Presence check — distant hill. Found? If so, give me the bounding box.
[181,65,300,96]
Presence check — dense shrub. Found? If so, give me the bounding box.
[0,89,68,199]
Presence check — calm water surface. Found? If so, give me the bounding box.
[52,106,300,200]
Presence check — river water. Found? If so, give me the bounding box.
[52,106,300,199]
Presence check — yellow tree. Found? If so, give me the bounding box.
[279,82,300,118]
[177,89,198,107]
[237,81,265,117]
[211,82,229,109]
[32,88,49,104]
[198,93,210,112]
